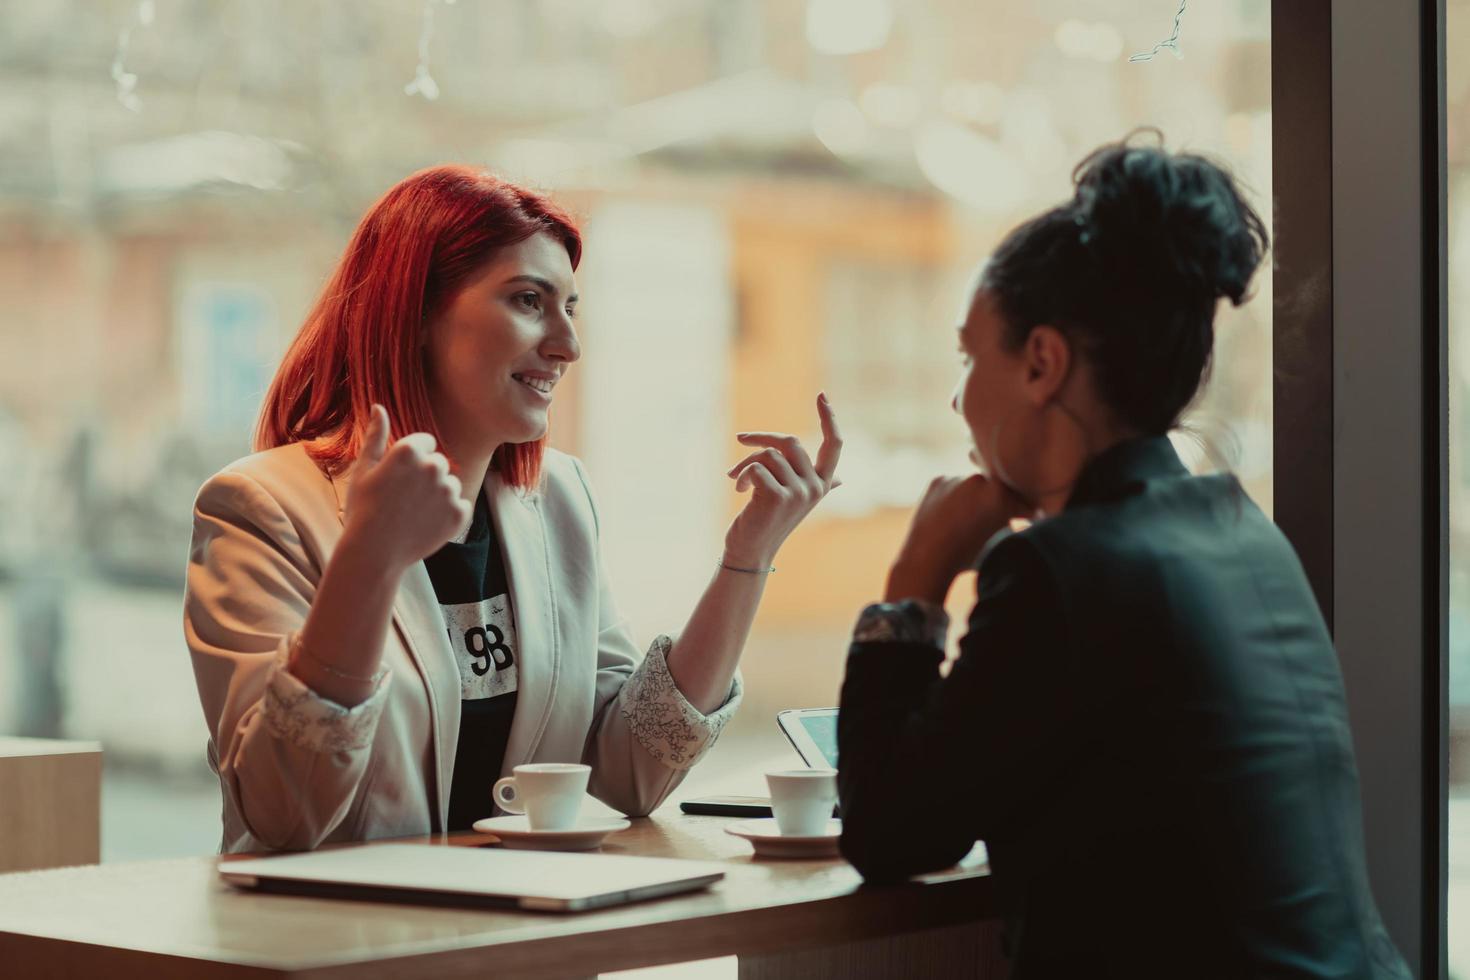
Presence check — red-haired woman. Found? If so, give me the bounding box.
[185,166,841,852]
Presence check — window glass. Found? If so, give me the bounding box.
[0,1,1271,862]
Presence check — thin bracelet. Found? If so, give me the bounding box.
[291,634,384,685]
[717,557,775,575]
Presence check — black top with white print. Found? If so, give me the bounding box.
[424,490,519,831]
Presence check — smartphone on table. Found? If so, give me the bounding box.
[678,795,773,818]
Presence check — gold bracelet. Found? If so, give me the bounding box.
[290,633,385,685]
[717,557,775,575]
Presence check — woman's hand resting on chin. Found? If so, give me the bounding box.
[884,471,1031,604]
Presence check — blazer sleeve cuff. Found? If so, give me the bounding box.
[261,637,392,753]
[619,634,742,771]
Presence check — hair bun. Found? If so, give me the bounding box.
[1071,133,1267,307]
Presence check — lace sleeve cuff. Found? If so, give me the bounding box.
[619,634,742,771]
[261,638,392,753]
[852,599,950,649]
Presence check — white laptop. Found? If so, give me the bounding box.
[219,843,725,912]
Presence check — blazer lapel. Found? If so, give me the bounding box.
[487,471,557,771]
[329,468,459,832]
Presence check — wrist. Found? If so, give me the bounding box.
[883,557,955,605]
[335,524,413,586]
[854,598,950,648]
[287,632,383,703]
[721,540,776,571]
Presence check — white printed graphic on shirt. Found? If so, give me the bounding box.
[441,597,519,701]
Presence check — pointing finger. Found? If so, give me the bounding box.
[814,392,843,483]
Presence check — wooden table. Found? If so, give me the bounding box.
[0,813,1009,979]
[0,737,101,874]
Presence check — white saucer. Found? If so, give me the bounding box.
[724,818,842,859]
[471,815,631,851]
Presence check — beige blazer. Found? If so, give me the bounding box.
[185,442,740,853]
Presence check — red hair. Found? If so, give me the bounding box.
[255,165,582,489]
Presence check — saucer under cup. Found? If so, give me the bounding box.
[725,818,841,858]
[765,769,837,837]
[493,763,590,831]
[473,814,630,851]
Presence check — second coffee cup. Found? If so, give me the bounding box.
[492,763,591,830]
[765,769,838,836]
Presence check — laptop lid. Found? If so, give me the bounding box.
[219,843,725,912]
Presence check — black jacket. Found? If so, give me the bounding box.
[837,437,1411,979]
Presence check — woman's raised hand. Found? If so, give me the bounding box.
[722,393,843,569]
[342,404,473,572]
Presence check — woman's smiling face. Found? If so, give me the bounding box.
[425,232,581,456]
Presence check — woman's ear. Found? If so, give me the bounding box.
[1023,325,1072,404]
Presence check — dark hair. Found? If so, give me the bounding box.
[980,129,1268,435]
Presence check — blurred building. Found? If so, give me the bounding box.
[1,0,1282,808]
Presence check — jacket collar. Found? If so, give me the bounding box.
[486,471,556,775]
[1065,435,1189,510]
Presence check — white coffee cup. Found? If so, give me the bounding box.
[492,763,590,830]
[765,769,837,837]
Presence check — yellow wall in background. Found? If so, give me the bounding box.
[729,186,959,631]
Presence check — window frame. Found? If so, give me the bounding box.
[1271,1,1449,975]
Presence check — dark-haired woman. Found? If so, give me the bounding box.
[836,135,1410,979]
[185,166,841,852]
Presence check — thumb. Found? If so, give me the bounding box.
[358,404,390,469]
